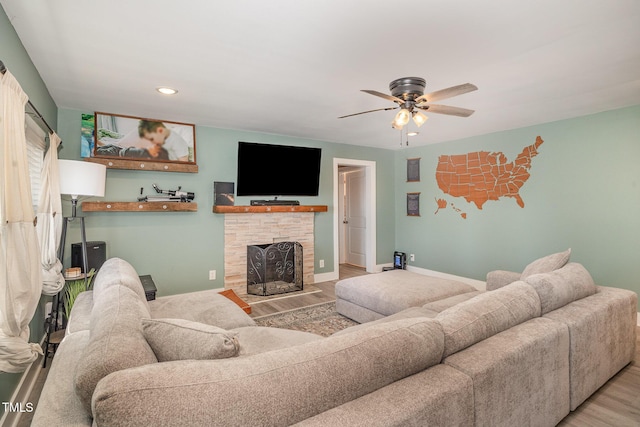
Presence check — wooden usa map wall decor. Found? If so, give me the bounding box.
[434,136,544,219]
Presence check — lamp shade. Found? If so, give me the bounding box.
[393,109,411,127]
[58,160,106,198]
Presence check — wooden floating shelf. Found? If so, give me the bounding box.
[85,157,198,173]
[212,205,328,214]
[83,202,197,212]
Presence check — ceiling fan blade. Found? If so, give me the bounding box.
[415,83,477,104]
[418,104,475,117]
[361,90,404,104]
[338,106,398,119]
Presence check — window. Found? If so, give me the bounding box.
[24,115,47,212]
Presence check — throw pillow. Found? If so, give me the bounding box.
[521,248,571,279]
[524,262,597,314]
[142,318,240,362]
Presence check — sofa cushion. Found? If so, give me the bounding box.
[336,269,477,318]
[332,306,438,337]
[230,326,323,356]
[521,248,571,279]
[92,257,149,312]
[485,270,522,291]
[148,289,256,329]
[65,290,93,335]
[422,290,483,313]
[143,318,240,362]
[296,365,474,427]
[524,262,597,314]
[74,285,157,413]
[543,287,637,410]
[436,281,541,358]
[92,317,444,426]
[443,317,570,426]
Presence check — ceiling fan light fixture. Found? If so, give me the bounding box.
[393,108,411,127]
[391,121,403,130]
[412,110,428,127]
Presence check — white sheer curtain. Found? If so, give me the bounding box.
[37,132,64,295]
[0,70,44,373]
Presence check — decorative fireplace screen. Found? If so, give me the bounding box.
[247,241,303,296]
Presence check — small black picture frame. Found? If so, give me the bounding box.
[407,158,420,182]
[214,182,235,206]
[407,192,420,216]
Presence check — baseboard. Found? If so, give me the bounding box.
[314,271,339,283]
[406,265,487,291]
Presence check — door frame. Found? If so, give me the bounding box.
[333,158,376,275]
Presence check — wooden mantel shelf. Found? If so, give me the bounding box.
[85,157,198,173]
[213,205,328,214]
[83,201,197,212]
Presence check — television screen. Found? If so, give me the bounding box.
[236,142,322,197]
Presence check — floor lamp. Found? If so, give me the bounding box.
[57,160,107,272]
[43,160,105,366]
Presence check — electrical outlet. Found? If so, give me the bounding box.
[319,259,325,268]
[410,254,415,262]
[209,270,216,280]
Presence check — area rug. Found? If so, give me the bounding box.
[253,301,359,337]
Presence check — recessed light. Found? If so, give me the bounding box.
[156,87,178,95]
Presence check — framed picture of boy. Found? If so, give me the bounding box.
[93,112,196,164]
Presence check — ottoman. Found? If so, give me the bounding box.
[336,269,478,323]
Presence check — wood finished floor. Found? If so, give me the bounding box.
[16,265,639,426]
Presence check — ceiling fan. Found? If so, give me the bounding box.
[339,77,477,130]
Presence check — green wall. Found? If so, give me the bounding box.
[0,4,58,414]
[395,105,640,309]
[56,109,397,296]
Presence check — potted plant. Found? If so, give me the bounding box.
[63,268,96,321]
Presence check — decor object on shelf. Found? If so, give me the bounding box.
[338,77,477,132]
[214,182,235,206]
[65,267,82,278]
[138,183,195,202]
[92,112,196,164]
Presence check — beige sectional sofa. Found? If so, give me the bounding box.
[32,252,636,426]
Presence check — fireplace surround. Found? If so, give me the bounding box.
[221,211,319,295]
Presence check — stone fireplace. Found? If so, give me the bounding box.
[223,212,315,295]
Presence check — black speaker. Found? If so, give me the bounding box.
[71,241,107,273]
[393,251,407,269]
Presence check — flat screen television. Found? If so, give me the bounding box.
[236,141,322,197]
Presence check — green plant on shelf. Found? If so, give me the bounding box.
[63,268,96,321]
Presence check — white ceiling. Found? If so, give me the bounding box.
[2,0,639,150]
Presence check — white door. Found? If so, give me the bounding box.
[339,171,347,264]
[344,169,366,267]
